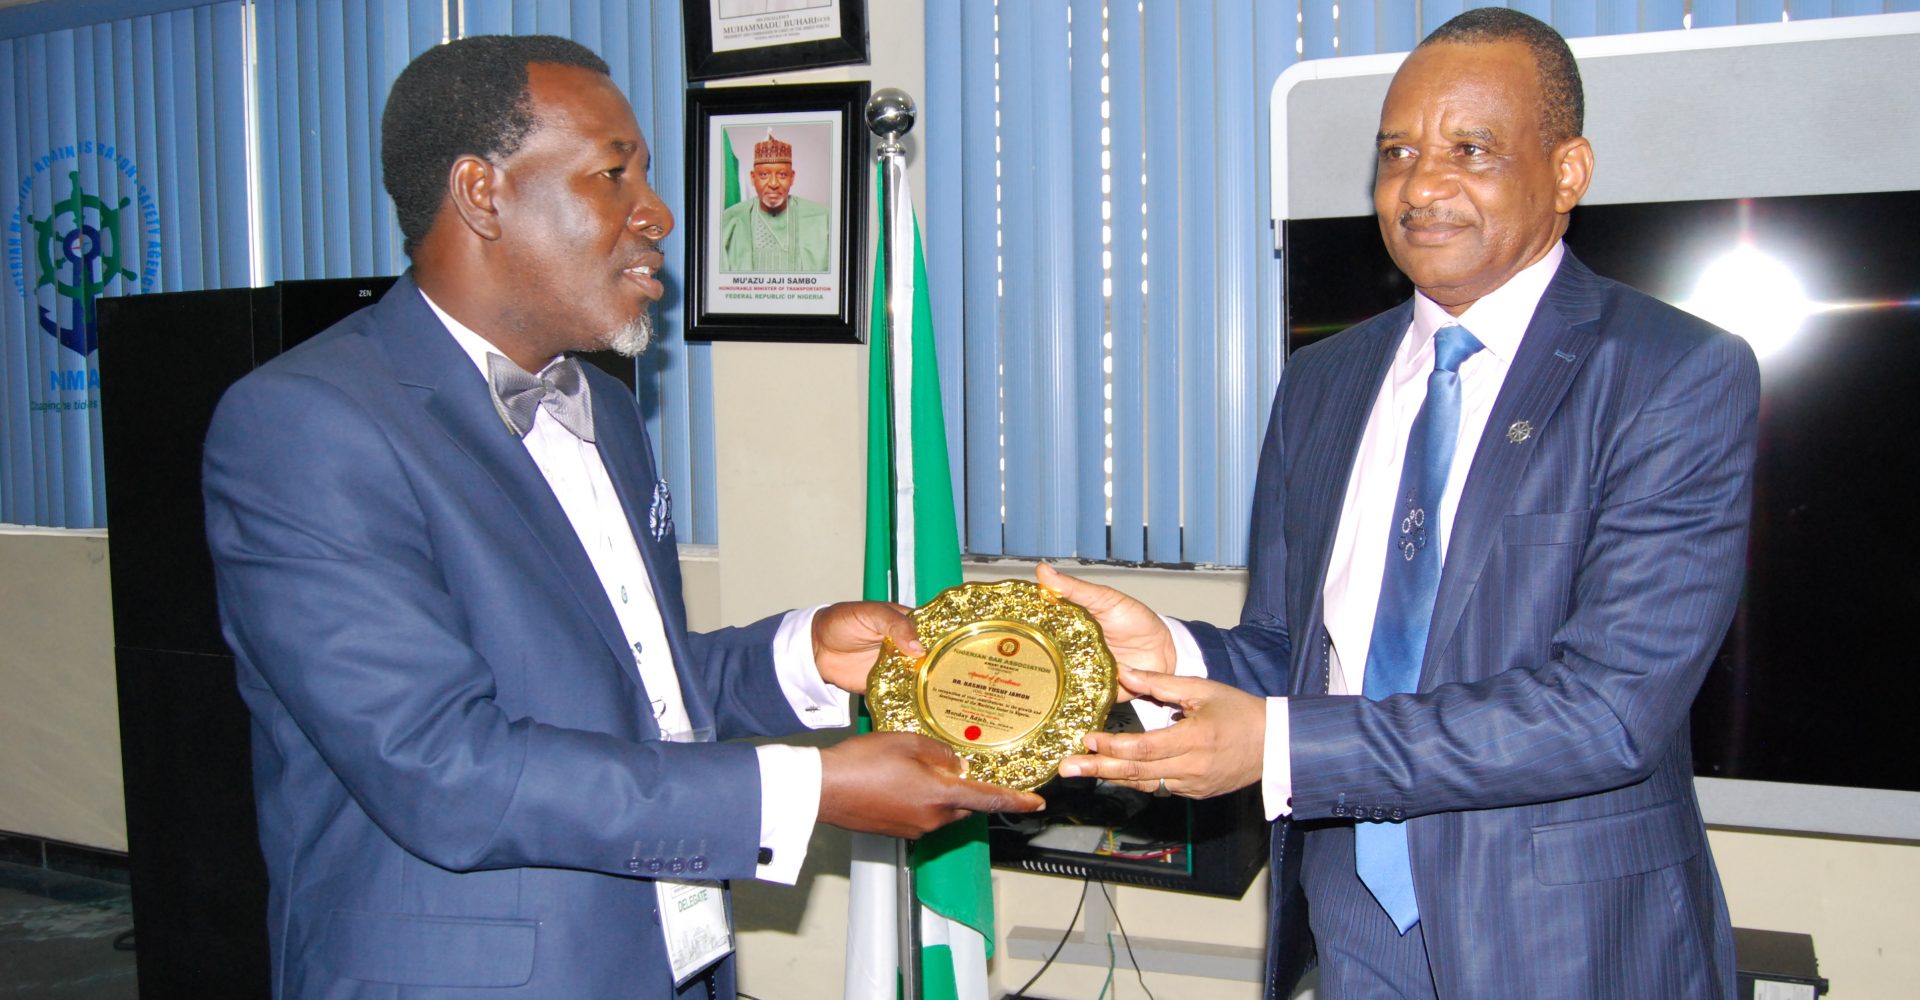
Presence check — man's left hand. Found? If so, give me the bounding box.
[813,601,923,694]
[1057,667,1266,798]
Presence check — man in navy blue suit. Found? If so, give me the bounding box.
[203,35,1038,998]
[1050,9,1756,998]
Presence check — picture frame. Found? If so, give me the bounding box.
[683,0,869,83]
[685,82,869,344]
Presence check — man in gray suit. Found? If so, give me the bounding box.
[1049,9,1755,997]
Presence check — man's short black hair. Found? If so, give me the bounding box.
[1420,7,1584,149]
[381,34,611,257]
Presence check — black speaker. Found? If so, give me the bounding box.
[98,276,396,998]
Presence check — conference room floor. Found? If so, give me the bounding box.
[0,860,136,998]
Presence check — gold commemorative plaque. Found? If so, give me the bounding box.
[867,580,1116,790]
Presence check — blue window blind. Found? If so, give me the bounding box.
[2,2,249,528]
[2,0,716,542]
[924,0,1914,567]
[926,0,1290,566]
[250,0,441,283]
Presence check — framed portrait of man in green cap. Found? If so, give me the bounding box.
[686,82,867,343]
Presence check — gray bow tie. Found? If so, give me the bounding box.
[486,352,595,442]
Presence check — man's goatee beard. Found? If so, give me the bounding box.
[606,311,654,357]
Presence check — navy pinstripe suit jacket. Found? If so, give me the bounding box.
[1188,253,1757,998]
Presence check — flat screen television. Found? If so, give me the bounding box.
[1283,189,1920,804]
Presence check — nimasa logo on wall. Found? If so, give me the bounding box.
[6,139,162,360]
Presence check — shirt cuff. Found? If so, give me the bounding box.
[753,743,822,885]
[1130,616,1211,731]
[1262,697,1293,820]
[772,606,851,730]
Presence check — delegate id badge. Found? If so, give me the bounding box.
[655,727,732,986]
[658,878,730,986]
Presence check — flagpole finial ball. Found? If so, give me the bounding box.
[865,89,917,139]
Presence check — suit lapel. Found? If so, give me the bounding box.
[1422,255,1604,677]
[372,278,643,703]
[1291,303,1411,696]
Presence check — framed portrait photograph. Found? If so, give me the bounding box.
[683,0,869,82]
[685,82,869,343]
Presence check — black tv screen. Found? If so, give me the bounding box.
[1283,189,1920,795]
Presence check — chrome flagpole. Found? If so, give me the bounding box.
[865,86,924,1000]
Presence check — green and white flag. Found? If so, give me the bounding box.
[845,161,992,1000]
[721,129,742,210]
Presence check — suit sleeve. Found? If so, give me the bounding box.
[682,619,821,740]
[204,370,767,879]
[1282,331,1759,819]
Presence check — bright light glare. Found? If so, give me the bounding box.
[1679,243,1814,360]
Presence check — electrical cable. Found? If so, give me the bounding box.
[1094,931,1115,1000]
[1008,873,1089,999]
[1098,880,1155,1000]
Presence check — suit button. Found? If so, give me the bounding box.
[626,859,642,873]
[669,858,686,875]
[1332,804,1347,817]
[646,858,663,874]
[1371,806,1386,820]
[691,856,708,874]
[1390,808,1405,821]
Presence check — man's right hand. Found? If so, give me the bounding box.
[817,732,1043,839]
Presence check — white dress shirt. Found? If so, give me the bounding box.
[1154,242,1563,819]
[424,292,848,883]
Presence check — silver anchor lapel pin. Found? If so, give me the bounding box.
[1507,420,1533,444]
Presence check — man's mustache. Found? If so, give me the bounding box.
[1398,209,1472,228]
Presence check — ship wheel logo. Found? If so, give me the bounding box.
[27,170,136,356]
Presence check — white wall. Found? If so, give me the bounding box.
[0,528,125,852]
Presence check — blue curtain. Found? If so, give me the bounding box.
[2,2,249,527]
[925,0,1288,565]
[6,0,1913,534]
[925,0,1917,566]
[1,0,716,542]
[252,0,440,283]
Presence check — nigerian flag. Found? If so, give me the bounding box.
[844,162,992,1000]
[720,129,743,210]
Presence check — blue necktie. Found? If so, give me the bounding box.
[1354,323,1483,934]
